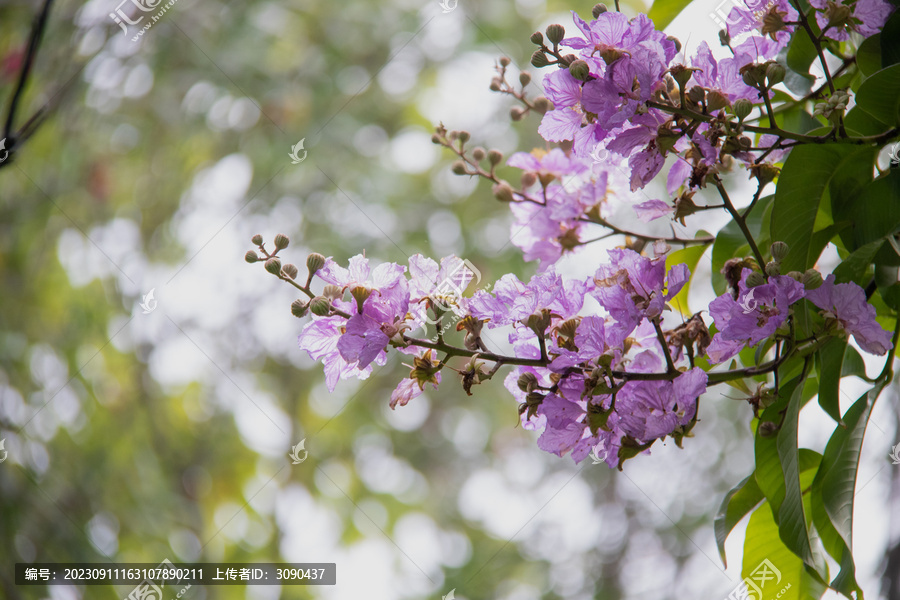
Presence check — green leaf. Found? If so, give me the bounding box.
[646,0,692,30]
[814,338,849,424]
[810,383,886,597]
[772,145,875,273]
[855,64,900,126]
[715,474,764,567]
[832,238,886,285]
[786,26,819,77]
[857,34,882,78]
[665,243,710,315]
[843,106,890,136]
[880,11,900,67]
[836,170,900,250]
[741,499,827,600]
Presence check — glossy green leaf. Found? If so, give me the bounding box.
[773,145,875,273]
[832,238,886,285]
[786,25,819,77]
[857,34,882,78]
[646,0,692,30]
[880,11,900,67]
[715,474,764,567]
[814,338,849,424]
[836,170,900,250]
[855,63,900,126]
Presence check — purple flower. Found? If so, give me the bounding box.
[633,199,673,222]
[390,371,441,409]
[536,393,588,457]
[591,249,689,346]
[468,270,589,330]
[809,0,893,39]
[336,313,391,369]
[318,254,409,323]
[706,270,805,363]
[805,274,894,355]
[689,42,759,102]
[298,316,380,391]
[508,148,588,181]
[615,367,707,442]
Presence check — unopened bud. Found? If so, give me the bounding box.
[802,269,823,290]
[308,296,332,316]
[825,1,853,28]
[499,56,511,67]
[521,171,538,188]
[492,181,515,202]
[765,261,781,277]
[451,160,468,175]
[546,24,565,45]
[765,62,786,86]
[251,234,263,245]
[510,106,525,121]
[533,96,552,113]
[519,71,532,86]
[306,252,326,276]
[458,130,471,144]
[517,372,539,393]
[322,284,343,299]
[291,299,308,318]
[569,59,591,81]
[786,271,802,282]
[746,271,767,287]
[472,147,486,161]
[264,257,282,275]
[431,133,442,144]
[245,250,260,263]
[282,263,299,280]
[274,233,290,250]
[707,90,729,112]
[733,98,752,121]
[531,50,551,68]
[489,78,502,92]
[592,3,608,17]
[769,241,789,262]
[488,149,503,166]
[530,31,544,45]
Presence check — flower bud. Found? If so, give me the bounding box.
[306,252,326,276]
[765,261,781,277]
[308,296,332,316]
[264,257,282,275]
[733,98,752,121]
[251,234,263,245]
[687,86,706,105]
[431,133,442,144]
[322,284,343,299]
[530,31,544,45]
[825,1,853,28]
[521,171,538,188]
[546,24,565,45]
[532,96,552,113]
[746,271,766,287]
[786,271,802,282]
[531,50,551,68]
[758,421,779,437]
[451,160,468,175]
[592,3,608,17]
[488,149,503,166]
[706,90,729,112]
[291,299,308,318]
[569,59,591,81]
[765,62,786,86]
[274,233,290,250]
[802,269,823,290]
[472,147,486,161]
[510,106,525,121]
[489,78,502,92]
[245,250,260,263]
[519,71,532,86]
[517,372,539,393]
[492,181,515,202]
[458,130,471,144]
[499,56,511,67]
[282,263,299,280]
[769,241,789,262]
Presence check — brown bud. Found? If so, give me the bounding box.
[245,250,260,263]
[308,296,332,316]
[282,263,299,280]
[264,257,282,275]
[492,181,515,202]
[546,24,565,45]
[291,299,308,318]
[251,234,263,245]
[274,233,290,250]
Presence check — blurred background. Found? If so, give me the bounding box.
[0,0,898,599]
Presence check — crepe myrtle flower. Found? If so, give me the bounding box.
[591,247,690,347]
[615,367,707,442]
[298,316,385,392]
[390,349,443,409]
[706,268,805,363]
[805,274,894,355]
